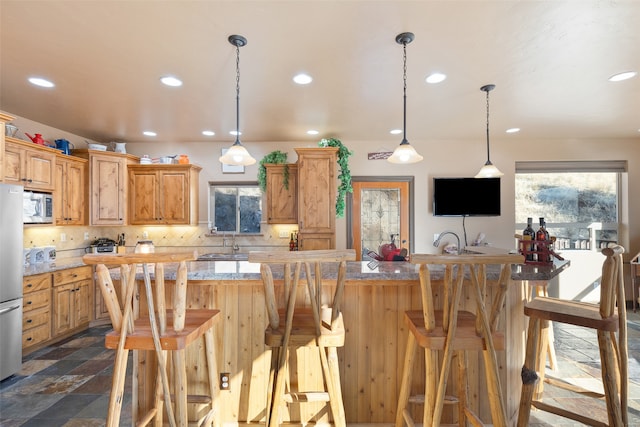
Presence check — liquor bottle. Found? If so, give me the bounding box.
[294,232,299,251]
[289,233,295,251]
[536,218,550,262]
[522,217,535,261]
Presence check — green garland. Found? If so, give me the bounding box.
[258,150,289,192]
[319,138,353,218]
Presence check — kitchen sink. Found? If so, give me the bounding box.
[196,253,249,261]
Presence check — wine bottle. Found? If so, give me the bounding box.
[536,217,550,262]
[522,217,535,261]
[289,233,295,251]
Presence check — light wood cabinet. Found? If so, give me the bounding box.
[54,155,87,225]
[0,113,14,180]
[4,137,56,191]
[128,164,201,225]
[295,147,337,249]
[265,163,298,224]
[22,273,52,351]
[75,149,137,225]
[52,266,92,336]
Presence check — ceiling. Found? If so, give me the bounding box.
[1,1,639,146]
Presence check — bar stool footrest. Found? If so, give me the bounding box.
[284,391,330,402]
[532,400,609,427]
[544,375,606,398]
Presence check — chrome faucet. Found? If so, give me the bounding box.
[223,233,240,254]
[434,231,461,255]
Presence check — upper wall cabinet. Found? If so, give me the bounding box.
[265,163,297,224]
[54,155,87,225]
[128,164,201,225]
[4,137,57,191]
[0,113,15,180]
[75,149,138,226]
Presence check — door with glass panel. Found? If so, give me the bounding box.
[347,179,411,261]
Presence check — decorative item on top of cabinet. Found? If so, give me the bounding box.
[22,273,52,354]
[295,147,337,249]
[74,149,138,225]
[54,154,88,225]
[318,138,353,218]
[52,266,92,337]
[1,112,15,180]
[265,163,297,224]
[4,137,57,191]
[128,164,201,225]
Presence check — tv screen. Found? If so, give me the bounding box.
[433,177,501,216]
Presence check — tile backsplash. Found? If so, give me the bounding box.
[23,223,298,260]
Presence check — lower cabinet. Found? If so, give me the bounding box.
[22,273,52,351]
[52,266,93,337]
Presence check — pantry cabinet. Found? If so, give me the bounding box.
[52,266,92,336]
[265,163,297,224]
[75,149,138,225]
[4,137,56,191]
[295,147,337,249]
[22,273,52,352]
[128,164,201,225]
[54,155,87,225]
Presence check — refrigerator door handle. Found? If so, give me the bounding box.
[0,304,21,315]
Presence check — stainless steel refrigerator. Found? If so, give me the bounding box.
[0,183,24,381]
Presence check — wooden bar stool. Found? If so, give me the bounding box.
[83,252,220,427]
[395,253,524,427]
[248,249,356,427]
[518,245,628,426]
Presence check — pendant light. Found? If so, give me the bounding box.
[219,34,256,166]
[474,84,503,178]
[387,32,423,164]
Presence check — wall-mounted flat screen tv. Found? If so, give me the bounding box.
[433,177,501,216]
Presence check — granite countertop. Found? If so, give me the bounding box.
[24,256,569,282]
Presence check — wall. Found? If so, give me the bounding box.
[10,113,640,261]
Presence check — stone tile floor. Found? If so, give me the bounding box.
[1,313,640,426]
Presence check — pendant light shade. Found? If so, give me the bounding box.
[388,32,423,164]
[475,84,503,178]
[219,34,256,166]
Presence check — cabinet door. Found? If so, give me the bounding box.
[53,283,73,335]
[296,148,337,234]
[24,149,55,191]
[91,155,126,225]
[266,164,297,224]
[297,233,335,250]
[74,280,92,326]
[160,170,189,223]
[3,144,22,185]
[65,160,86,224]
[129,169,160,224]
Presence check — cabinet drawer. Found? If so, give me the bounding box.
[22,323,51,348]
[23,309,50,330]
[53,266,92,285]
[23,289,50,312]
[23,273,51,294]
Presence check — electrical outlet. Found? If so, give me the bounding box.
[220,372,230,390]
[60,233,67,242]
[84,231,89,241]
[142,231,149,239]
[279,230,289,238]
[433,233,440,244]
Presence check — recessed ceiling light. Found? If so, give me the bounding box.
[293,73,313,85]
[28,77,55,88]
[230,130,241,136]
[143,131,157,137]
[390,129,402,135]
[160,76,183,87]
[425,73,447,84]
[506,128,520,133]
[608,71,637,82]
[202,130,215,136]
[306,130,319,135]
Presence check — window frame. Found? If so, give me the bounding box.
[208,181,263,234]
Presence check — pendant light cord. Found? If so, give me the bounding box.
[485,88,491,163]
[235,43,241,144]
[402,40,408,144]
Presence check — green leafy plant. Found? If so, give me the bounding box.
[258,150,289,192]
[319,138,353,218]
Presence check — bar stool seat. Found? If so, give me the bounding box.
[396,253,524,427]
[518,245,628,427]
[83,252,220,427]
[248,249,355,427]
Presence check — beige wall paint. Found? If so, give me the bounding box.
[10,113,640,260]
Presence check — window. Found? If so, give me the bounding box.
[208,183,262,233]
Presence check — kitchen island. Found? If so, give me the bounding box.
[105,257,568,426]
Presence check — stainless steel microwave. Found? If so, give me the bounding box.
[23,191,53,224]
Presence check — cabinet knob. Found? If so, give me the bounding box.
[27,283,33,288]
[26,337,33,342]
[26,300,32,305]
[26,319,33,323]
